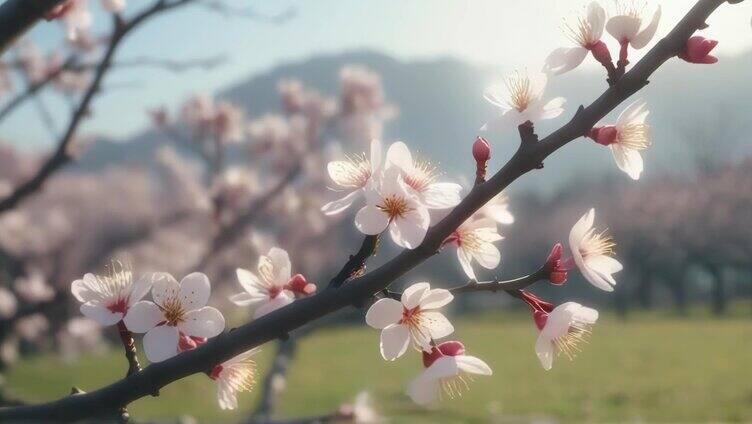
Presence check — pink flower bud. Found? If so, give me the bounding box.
[287,274,316,296]
[422,341,466,368]
[473,136,491,183]
[679,36,718,64]
[472,136,491,163]
[588,40,613,68]
[545,243,569,285]
[588,125,618,146]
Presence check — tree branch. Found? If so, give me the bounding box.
[0,0,737,421]
[0,0,67,57]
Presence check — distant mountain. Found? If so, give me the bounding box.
[79,49,752,195]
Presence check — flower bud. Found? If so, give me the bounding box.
[588,125,618,146]
[545,243,569,285]
[287,274,316,296]
[422,340,466,368]
[473,136,491,183]
[679,36,718,64]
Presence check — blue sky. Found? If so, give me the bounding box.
[3,0,751,149]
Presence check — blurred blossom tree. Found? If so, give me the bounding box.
[0,0,748,422]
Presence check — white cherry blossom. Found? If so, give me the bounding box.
[70,263,151,326]
[62,0,93,42]
[535,302,599,370]
[384,142,461,209]
[589,100,651,180]
[407,341,492,406]
[355,167,430,249]
[569,208,623,291]
[100,0,125,12]
[544,1,610,75]
[607,1,661,50]
[124,272,225,363]
[230,247,314,319]
[444,218,503,280]
[322,139,382,215]
[477,192,514,225]
[482,71,565,130]
[209,348,260,410]
[365,282,454,360]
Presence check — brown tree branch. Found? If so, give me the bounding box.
[0,0,738,421]
[0,0,67,57]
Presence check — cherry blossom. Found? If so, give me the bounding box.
[443,218,503,280]
[230,247,315,319]
[544,1,611,75]
[385,142,462,209]
[60,0,93,42]
[322,139,383,215]
[70,263,151,326]
[679,36,719,64]
[482,71,565,130]
[365,282,454,360]
[209,348,260,410]
[606,1,662,59]
[477,192,514,225]
[355,167,430,249]
[569,208,623,291]
[534,301,599,370]
[588,99,651,180]
[407,341,492,406]
[123,272,225,362]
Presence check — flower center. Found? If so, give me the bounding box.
[562,14,600,47]
[106,296,129,314]
[222,358,258,393]
[162,297,186,326]
[340,153,372,188]
[402,160,438,193]
[617,123,651,150]
[378,195,412,219]
[579,228,615,259]
[504,72,534,112]
[553,322,593,360]
[455,228,482,251]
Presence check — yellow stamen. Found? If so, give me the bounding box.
[617,123,651,150]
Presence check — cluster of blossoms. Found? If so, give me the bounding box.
[68,246,316,410]
[45,0,126,41]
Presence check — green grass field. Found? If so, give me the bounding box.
[6,309,752,423]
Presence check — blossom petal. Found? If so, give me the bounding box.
[587,1,606,40]
[543,46,588,75]
[421,183,462,209]
[419,289,453,310]
[631,5,661,49]
[321,190,360,216]
[216,380,237,410]
[535,334,554,370]
[253,292,294,319]
[327,160,360,187]
[380,324,410,361]
[128,274,153,306]
[539,97,566,120]
[569,208,595,252]
[355,205,389,235]
[80,303,122,326]
[606,15,640,43]
[422,311,454,340]
[385,141,414,172]
[179,272,211,310]
[70,273,99,303]
[123,300,164,333]
[236,268,264,295]
[365,298,403,329]
[407,374,439,406]
[473,243,501,270]
[179,306,225,338]
[229,292,266,306]
[611,145,643,180]
[151,272,181,308]
[402,282,430,309]
[370,138,383,173]
[616,100,649,127]
[390,208,429,249]
[268,247,292,284]
[457,247,476,279]
[423,356,459,380]
[143,325,179,362]
[455,355,493,376]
